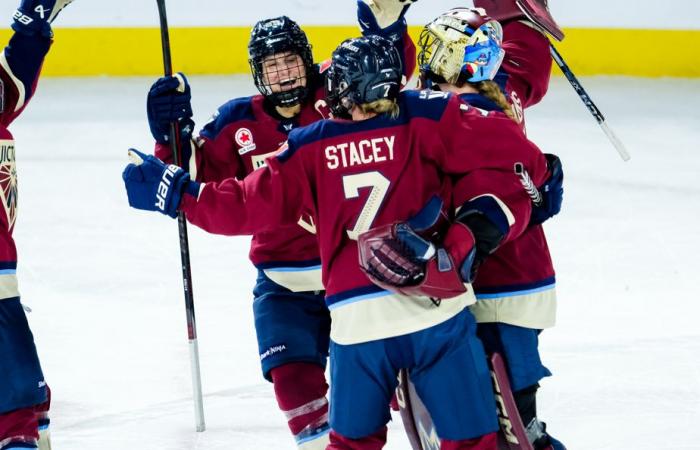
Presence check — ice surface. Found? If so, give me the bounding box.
[9,75,700,449]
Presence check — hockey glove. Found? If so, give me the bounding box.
[358,196,476,299]
[357,0,416,41]
[147,73,194,145]
[473,0,564,41]
[122,149,200,218]
[530,153,563,226]
[12,0,74,38]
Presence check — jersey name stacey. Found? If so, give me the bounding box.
[324,135,395,170]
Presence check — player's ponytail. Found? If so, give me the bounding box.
[360,99,400,119]
[473,81,517,122]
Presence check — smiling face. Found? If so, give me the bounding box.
[261,51,308,94]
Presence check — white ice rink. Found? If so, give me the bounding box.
[9,74,700,449]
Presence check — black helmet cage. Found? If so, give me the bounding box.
[248,16,315,108]
[325,36,402,118]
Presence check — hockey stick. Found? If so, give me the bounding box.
[155,0,206,432]
[550,44,631,162]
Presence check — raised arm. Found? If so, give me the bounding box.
[356,0,417,83]
[0,0,73,126]
[146,73,245,183]
[123,142,311,238]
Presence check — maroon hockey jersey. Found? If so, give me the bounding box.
[180,90,548,344]
[157,33,416,292]
[0,33,50,301]
[459,21,557,329]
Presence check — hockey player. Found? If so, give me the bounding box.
[0,1,74,449]
[145,3,416,448]
[379,4,565,448]
[124,34,552,450]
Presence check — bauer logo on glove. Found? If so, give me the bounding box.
[122,149,200,218]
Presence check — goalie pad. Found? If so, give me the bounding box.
[396,354,534,450]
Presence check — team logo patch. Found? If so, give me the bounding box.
[0,140,17,231]
[235,128,257,155]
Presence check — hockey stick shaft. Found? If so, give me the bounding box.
[550,44,631,162]
[155,0,206,432]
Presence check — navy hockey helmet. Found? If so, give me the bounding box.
[325,35,402,117]
[248,16,315,108]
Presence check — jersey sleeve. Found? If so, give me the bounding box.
[438,96,549,243]
[499,21,553,108]
[0,32,51,127]
[180,140,312,237]
[154,106,245,183]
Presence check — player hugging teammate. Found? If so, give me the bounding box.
[125,1,571,449]
[123,18,564,450]
[144,2,416,448]
[0,1,74,450]
[386,2,567,449]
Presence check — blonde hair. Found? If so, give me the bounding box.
[472,80,517,122]
[359,99,400,119]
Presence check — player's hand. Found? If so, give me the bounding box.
[12,0,74,37]
[357,0,416,34]
[122,149,199,218]
[530,153,563,226]
[147,73,193,144]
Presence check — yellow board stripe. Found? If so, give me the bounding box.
[1,26,699,77]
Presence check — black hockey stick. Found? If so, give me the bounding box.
[550,44,631,162]
[155,0,206,432]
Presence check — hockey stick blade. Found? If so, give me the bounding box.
[550,44,631,162]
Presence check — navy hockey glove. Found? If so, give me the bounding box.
[530,153,563,226]
[358,196,476,299]
[147,73,194,144]
[122,149,200,218]
[357,0,416,42]
[12,0,73,37]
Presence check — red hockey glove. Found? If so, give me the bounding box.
[474,0,564,41]
[358,218,476,300]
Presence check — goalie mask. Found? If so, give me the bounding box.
[325,35,402,118]
[248,16,315,108]
[418,7,505,85]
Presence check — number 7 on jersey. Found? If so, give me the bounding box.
[343,171,391,240]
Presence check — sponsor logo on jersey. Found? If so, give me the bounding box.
[0,140,17,231]
[260,343,287,361]
[251,150,282,170]
[235,128,257,155]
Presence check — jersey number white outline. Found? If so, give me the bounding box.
[343,171,390,240]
